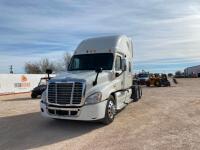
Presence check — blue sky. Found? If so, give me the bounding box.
[0,0,200,73]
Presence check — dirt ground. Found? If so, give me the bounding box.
[0,78,200,150]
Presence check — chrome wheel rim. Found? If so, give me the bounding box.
[108,101,115,119]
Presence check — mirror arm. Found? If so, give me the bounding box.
[93,67,103,86]
[115,70,125,78]
[46,69,52,80]
[119,70,125,76]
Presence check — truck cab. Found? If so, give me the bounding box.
[40,35,142,124]
[137,72,150,85]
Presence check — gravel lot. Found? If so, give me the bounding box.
[0,78,200,150]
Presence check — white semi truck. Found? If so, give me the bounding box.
[40,35,142,124]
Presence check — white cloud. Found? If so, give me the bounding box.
[0,0,200,73]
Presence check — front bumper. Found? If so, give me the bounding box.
[40,100,107,121]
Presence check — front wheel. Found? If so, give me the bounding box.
[102,96,116,125]
[155,81,161,87]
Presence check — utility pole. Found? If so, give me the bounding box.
[10,65,13,74]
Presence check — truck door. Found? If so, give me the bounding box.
[123,59,132,88]
[114,54,123,90]
[114,54,127,106]
[115,54,132,90]
[121,58,133,104]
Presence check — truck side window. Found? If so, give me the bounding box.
[129,62,131,72]
[72,58,80,69]
[115,56,122,71]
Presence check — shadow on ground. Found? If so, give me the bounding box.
[0,112,103,150]
[2,97,40,102]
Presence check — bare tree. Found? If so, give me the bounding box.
[63,52,72,70]
[25,58,55,74]
[54,62,65,72]
[24,52,72,74]
[175,70,184,78]
[25,62,42,74]
[175,70,182,76]
[40,58,55,73]
[168,73,173,77]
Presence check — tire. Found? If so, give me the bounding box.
[31,93,37,99]
[102,96,116,125]
[162,81,170,87]
[138,86,142,99]
[146,81,150,87]
[132,86,139,102]
[155,81,161,87]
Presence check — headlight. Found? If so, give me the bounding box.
[41,90,47,103]
[85,92,102,105]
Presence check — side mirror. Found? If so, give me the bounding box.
[95,67,103,73]
[122,59,127,71]
[46,69,52,79]
[46,69,52,74]
[115,72,120,77]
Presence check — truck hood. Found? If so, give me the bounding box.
[49,71,111,89]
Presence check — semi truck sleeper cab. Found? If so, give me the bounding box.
[40,35,142,124]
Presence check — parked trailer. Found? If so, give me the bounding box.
[40,35,142,124]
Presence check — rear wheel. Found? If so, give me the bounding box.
[132,86,139,102]
[102,96,116,125]
[138,86,142,99]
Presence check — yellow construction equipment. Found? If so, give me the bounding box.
[146,74,170,87]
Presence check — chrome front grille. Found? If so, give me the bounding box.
[47,82,84,105]
[73,82,83,104]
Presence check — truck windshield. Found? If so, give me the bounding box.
[68,53,114,71]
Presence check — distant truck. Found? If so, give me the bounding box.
[40,35,142,124]
[137,72,150,85]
